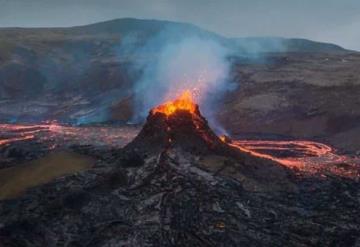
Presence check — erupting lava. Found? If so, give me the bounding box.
[125,88,228,155]
[151,90,197,116]
[0,91,359,179]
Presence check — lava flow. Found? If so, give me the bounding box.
[151,90,197,116]
[0,90,359,179]
[228,139,360,178]
[0,123,138,149]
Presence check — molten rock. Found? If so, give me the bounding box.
[125,90,242,157]
[125,105,228,155]
[124,92,293,192]
[1,92,358,246]
[125,90,226,154]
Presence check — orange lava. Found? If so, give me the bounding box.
[0,135,35,146]
[151,90,196,116]
[230,139,360,178]
[1,122,359,178]
[0,123,138,149]
[220,136,226,142]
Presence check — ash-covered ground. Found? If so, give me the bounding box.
[0,106,359,246]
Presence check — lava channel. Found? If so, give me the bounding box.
[230,139,360,178]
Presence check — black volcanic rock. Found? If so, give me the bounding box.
[124,105,228,155]
[123,104,294,192]
[0,139,358,246]
[0,116,359,246]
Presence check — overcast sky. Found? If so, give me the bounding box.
[0,0,359,50]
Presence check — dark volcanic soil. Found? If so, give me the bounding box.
[218,52,360,153]
[0,109,359,246]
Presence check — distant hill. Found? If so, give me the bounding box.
[231,37,346,53]
[0,18,227,99]
[0,18,224,45]
[0,18,351,101]
[0,18,346,52]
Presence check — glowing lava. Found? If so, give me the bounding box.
[0,135,35,146]
[151,90,197,116]
[0,121,359,178]
[0,123,138,149]
[229,139,360,178]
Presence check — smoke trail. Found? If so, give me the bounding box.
[128,31,234,133]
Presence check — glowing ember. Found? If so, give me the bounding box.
[220,135,226,142]
[151,90,197,116]
[219,135,232,143]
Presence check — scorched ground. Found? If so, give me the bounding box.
[0,92,359,246]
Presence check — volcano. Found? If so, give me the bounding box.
[125,90,229,155]
[1,92,359,246]
[124,91,293,190]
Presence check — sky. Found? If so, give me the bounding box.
[0,0,359,50]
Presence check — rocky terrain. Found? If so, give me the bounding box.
[220,52,360,153]
[0,102,359,246]
[0,18,359,154]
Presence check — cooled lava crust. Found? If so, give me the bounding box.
[123,104,293,186]
[124,105,229,155]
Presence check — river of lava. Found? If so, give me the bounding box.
[1,123,359,178]
[0,123,138,149]
[230,140,360,178]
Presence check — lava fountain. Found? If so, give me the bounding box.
[124,89,231,155]
[151,90,197,116]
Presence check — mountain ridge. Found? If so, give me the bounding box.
[0,18,348,52]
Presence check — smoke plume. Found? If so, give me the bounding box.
[127,30,234,133]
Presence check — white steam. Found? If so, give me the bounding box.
[132,36,233,127]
